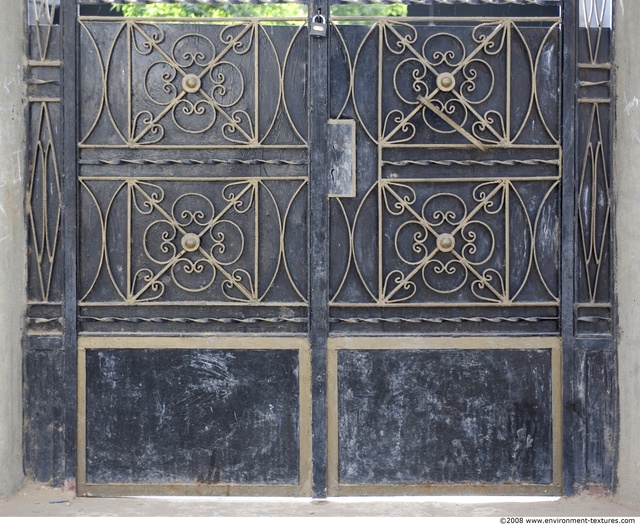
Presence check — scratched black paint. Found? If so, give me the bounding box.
[84,349,299,484]
[22,2,618,494]
[338,349,553,485]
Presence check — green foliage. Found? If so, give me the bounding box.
[112,2,407,19]
[112,3,307,19]
[330,4,407,17]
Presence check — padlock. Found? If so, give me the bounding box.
[309,14,327,38]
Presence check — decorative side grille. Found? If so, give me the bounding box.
[27,0,63,328]
[576,0,613,334]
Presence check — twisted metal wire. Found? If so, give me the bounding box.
[79,315,308,324]
[330,315,558,323]
[79,158,308,166]
[29,317,64,324]
[382,159,560,167]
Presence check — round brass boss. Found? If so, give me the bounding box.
[436,233,455,253]
[182,74,201,93]
[181,233,201,252]
[436,72,456,92]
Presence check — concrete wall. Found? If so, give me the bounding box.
[0,0,26,496]
[615,0,640,510]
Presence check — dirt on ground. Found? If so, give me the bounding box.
[1,482,639,517]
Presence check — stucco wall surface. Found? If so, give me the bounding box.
[0,0,26,496]
[615,0,640,510]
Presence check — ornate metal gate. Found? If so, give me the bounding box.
[24,0,617,498]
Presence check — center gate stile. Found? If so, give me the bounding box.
[70,0,569,497]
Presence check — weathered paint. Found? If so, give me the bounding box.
[83,348,300,485]
[337,348,553,485]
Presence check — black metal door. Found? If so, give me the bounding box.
[74,3,563,497]
[325,10,563,495]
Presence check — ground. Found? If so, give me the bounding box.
[0,482,638,518]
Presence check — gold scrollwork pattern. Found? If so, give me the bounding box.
[331,178,560,306]
[78,18,308,148]
[331,18,560,148]
[79,177,308,305]
[329,16,561,311]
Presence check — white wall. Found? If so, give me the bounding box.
[0,0,26,496]
[615,0,640,510]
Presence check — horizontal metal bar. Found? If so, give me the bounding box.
[576,302,612,308]
[79,15,308,22]
[78,176,308,181]
[377,176,561,182]
[79,144,308,149]
[79,158,309,166]
[77,0,560,4]
[28,97,61,103]
[330,315,558,324]
[382,159,560,167]
[333,16,560,21]
[28,60,62,67]
[330,482,561,497]
[380,143,561,149]
[330,301,559,307]
[79,315,308,323]
[578,98,611,104]
[80,300,308,306]
[78,335,310,349]
[28,317,64,324]
[578,63,612,70]
[578,80,610,87]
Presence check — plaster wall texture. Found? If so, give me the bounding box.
[0,0,27,497]
[615,0,640,510]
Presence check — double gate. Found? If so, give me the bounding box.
[25,0,616,498]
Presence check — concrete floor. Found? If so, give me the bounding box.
[1,483,639,517]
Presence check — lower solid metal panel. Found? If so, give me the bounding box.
[327,337,562,496]
[77,336,312,497]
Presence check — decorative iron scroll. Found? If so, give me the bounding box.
[79,177,308,305]
[27,0,63,314]
[576,0,612,334]
[78,18,310,309]
[78,19,308,149]
[328,18,561,310]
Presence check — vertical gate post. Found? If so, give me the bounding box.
[24,0,66,485]
[573,0,617,493]
[308,0,331,498]
[61,0,78,483]
[562,0,579,495]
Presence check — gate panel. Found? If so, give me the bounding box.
[329,17,561,330]
[327,337,561,495]
[22,0,619,497]
[327,11,562,494]
[78,337,312,496]
[77,18,310,334]
[75,14,314,495]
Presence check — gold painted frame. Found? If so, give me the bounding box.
[77,335,312,497]
[327,336,562,496]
